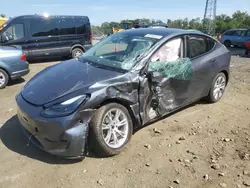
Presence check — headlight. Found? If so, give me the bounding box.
[41,95,87,117]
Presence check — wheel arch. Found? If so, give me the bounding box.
[220,70,229,86]
[70,45,85,53]
[99,98,140,130]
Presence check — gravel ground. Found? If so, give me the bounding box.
[0,53,250,188]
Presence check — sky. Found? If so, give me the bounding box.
[1,0,250,25]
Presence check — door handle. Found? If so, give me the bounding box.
[210,59,216,63]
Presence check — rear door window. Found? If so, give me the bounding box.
[246,30,250,37]
[236,30,246,36]
[30,18,58,37]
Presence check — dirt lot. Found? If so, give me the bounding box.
[0,54,250,188]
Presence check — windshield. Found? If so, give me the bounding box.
[82,33,160,71]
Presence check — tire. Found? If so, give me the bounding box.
[207,72,227,103]
[71,48,84,58]
[224,40,231,48]
[89,103,133,157]
[0,69,9,89]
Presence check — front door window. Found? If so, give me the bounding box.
[2,24,24,42]
[146,37,193,117]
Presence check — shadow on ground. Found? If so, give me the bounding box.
[134,99,209,134]
[0,99,210,163]
[28,56,70,64]
[7,78,25,86]
[0,115,82,164]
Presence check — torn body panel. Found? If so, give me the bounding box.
[139,58,194,122]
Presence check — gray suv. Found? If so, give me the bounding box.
[0,45,29,89]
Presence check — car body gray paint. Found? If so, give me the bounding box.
[16,28,231,159]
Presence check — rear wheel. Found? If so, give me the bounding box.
[0,69,9,89]
[224,40,231,48]
[71,48,84,58]
[89,103,133,157]
[207,72,226,103]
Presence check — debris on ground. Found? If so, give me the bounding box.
[203,174,209,181]
[243,181,250,186]
[97,179,104,186]
[243,170,249,175]
[218,172,226,176]
[219,183,227,187]
[153,128,162,134]
[173,179,180,184]
[179,136,186,140]
[222,138,231,142]
[176,141,181,144]
[144,144,151,149]
[211,164,221,170]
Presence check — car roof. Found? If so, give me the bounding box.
[227,28,247,31]
[12,15,89,20]
[121,28,204,38]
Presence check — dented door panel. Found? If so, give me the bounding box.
[148,58,193,116]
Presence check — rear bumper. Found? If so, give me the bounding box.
[11,68,30,80]
[16,94,93,159]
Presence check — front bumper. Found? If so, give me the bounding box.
[16,94,93,158]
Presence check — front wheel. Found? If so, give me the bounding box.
[89,103,133,157]
[207,72,227,103]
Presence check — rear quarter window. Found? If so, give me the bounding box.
[188,35,215,58]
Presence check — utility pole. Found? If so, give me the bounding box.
[203,0,217,35]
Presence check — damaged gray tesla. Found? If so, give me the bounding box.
[16,28,230,159]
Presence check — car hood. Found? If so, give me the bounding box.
[21,58,124,106]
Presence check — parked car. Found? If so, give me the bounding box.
[220,29,250,47]
[16,28,230,159]
[0,45,29,89]
[0,15,92,60]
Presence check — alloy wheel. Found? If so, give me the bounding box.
[213,75,226,101]
[102,108,129,149]
[74,50,83,57]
